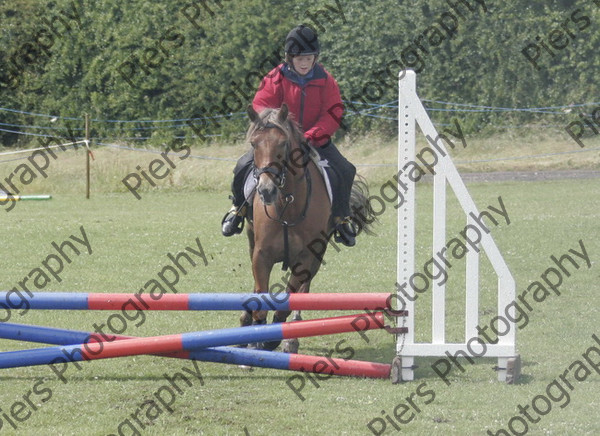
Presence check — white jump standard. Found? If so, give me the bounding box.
[392,70,521,384]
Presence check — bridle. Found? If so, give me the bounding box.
[251,122,313,270]
[252,123,291,190]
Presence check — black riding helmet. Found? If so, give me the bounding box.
[284,25,320,56]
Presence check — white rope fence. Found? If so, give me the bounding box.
[0,141,85,156]
[0,141,88,164]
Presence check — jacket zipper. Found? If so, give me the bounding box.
[299,86,306,127]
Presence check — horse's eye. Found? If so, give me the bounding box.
[250,142,257,148]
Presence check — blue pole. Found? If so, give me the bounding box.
[0,322,391,378]
[0,313,384,369]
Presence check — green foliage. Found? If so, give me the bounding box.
[1,0,598,145]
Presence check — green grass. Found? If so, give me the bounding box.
[0,173,599,435]
[1,127,599,198]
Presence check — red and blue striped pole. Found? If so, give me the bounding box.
[0,312,387,369]
[0,322,391,378]
[0,292,393,311]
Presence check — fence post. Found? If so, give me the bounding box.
[85,113,90,199]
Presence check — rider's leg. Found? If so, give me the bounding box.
[314,141,357,246]
[222,151,254,236]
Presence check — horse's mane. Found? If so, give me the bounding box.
[246,107,304,145]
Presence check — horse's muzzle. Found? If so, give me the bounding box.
[257,181,278,205]
[254,164,285,205]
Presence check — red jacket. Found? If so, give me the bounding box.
[252,63,344,147]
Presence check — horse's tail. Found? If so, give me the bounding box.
[349,175,378,236]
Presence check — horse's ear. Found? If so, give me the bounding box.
[278,104,289,123]
[247,105,259,123]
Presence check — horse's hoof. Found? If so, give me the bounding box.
[240,310,253,327]
[283,339,299,354]
[261,340,281,351]
[248,339,280,351]
[247,342,265,350]
[272,312,287,324]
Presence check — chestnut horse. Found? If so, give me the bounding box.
[240,104,375,352]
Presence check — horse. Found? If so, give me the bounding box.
[239,104,376,353]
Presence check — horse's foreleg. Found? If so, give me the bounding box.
[247,248,275,349]
[281,247,327,354]
[281,262,318,354]
[251,250,272,323]
[239,225,256,331]
[272,268,309,325]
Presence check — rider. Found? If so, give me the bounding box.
[221,24,357,246]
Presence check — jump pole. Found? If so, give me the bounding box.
[0,312,393,369]
[0,194,52,201]
[0,292,397,312]
[0,322,392,378]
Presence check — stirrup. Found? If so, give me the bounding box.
[221,205,246,236]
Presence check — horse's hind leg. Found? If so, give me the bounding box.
[282,308,303,354]
[260,310,287,351]
[281,303,305,354]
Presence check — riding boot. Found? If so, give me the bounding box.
[221,204,247,236]
[334,218,357,247]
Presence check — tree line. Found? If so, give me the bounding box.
[1,0,598,146]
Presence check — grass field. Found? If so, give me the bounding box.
[0,132,599,435]
[0,125,599,197]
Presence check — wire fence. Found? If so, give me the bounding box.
[1,99,599,166]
